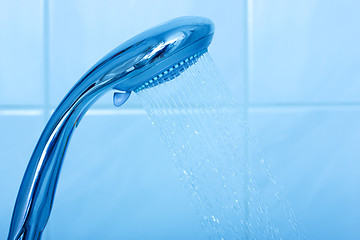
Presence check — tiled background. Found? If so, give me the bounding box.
[0,0,359,239]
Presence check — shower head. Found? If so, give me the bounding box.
[107,16,214,92]
[104,16,214,105]
[8,16,214,240]
[83,16,214,106]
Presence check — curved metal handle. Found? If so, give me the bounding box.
[8,84,131,240]
[8,77,111,240]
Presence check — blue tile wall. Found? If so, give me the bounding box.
[0,0,44,105]
[249,0,360,104]
[1,0,359,239]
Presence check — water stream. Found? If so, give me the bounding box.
[136,52,303,239]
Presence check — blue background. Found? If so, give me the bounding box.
[0,0,359,239]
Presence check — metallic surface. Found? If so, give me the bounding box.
[8,16,214,240]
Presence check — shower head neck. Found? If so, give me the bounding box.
[8,16,214,240]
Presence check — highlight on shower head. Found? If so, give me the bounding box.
[8,16,214,240]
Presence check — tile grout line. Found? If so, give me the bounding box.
[248,102,360,108]
[244,0,252,239]
[3,102,360,109]
[43,0,50,123]
[2,101,360,115]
